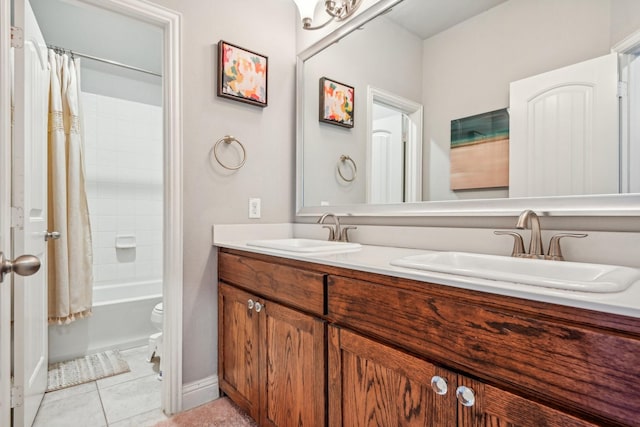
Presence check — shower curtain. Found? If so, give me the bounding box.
[47,50,93,324]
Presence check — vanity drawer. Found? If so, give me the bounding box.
[327,274,640,426]
[219,252,325,316]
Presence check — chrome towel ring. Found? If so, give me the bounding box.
[338,154,357,182]
[213,135,247,170]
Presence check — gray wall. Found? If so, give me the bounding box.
[422,0,612,202]
[611,0,640,46]
[302,15,422,206]
[148,0,297,384]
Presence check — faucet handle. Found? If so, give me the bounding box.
[547,233,587,261]
[494,231,525,257]
[340,226,357,242]
[322,226,336,242]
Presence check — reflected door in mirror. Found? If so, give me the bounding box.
[509,53,619,197]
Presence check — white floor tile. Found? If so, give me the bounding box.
[99,374,162,424]
[41,381,98,404]
[97,346,160,388]
[33,388,106,427]
[108,408,169,427]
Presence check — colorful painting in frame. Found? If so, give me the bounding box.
[319,77,354,128]
[450,108,509,190]
[217,40,268,107]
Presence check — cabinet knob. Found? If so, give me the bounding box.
[430,376,448,395]
[254,302,263,313]
[247,299,255,310]
[456,386,475,407]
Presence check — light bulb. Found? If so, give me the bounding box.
[293,0,318,22]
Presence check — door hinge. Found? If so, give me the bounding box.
[10,382,23,408]
[618,81,628,98]
[10,27,23,49]
[11,207,23,229]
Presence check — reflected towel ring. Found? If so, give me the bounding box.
[337,155,357,182]
[213,135,246,170]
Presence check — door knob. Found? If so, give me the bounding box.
[0,252,41,283]
[45,230,61,241]
[456,386,476,407]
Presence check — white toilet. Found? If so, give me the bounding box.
[148,302,163,369]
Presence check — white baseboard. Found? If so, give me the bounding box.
[181,374,220,411]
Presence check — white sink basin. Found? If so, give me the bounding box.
[246,238,361,254]
[390,252,640,293]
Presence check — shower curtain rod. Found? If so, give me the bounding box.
[47,45,162,78]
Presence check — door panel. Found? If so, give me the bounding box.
[12,1,49,426]
[1,0,14,424]
[260,300,325,427]
[218,283,260,421]
[509,53,618,197]
[328,326,456,427]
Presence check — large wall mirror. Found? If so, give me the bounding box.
[296,0,640,216]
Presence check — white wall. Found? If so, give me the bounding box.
[422,0,612,202]
[302,15,422,206]
[83,92,163,287]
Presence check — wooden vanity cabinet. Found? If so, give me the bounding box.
[327,274,640,426]
[218,252,326,426]
[328,325,599,427]
[218,249,640,426]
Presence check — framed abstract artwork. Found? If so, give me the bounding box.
[217,40,268,107]
[319,77,354,128]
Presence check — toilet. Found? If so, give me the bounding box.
[148,302,163,371]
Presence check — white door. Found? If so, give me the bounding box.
[509,53,619,198]
[11,1,50,426]
[370,104,405,204]
[1,1,15,425]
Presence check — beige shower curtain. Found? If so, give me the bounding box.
[47,50,93,324]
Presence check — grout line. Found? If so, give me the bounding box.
[95,380,110,426]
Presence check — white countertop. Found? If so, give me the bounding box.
[214,239,640,319]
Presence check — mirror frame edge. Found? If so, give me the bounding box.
[295,0,640,218]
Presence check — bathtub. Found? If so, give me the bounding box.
[48,279,162,363]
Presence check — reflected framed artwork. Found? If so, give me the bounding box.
[319,77,354,128]
[450,108,509,190]
[217,40,268,107]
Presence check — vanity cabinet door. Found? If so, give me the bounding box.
[219,281,326,427]
[456,377,600,427]
[260,299,326,427]
[218,282,261,421]
[328,325,457,427]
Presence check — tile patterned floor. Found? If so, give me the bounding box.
[33,346,168,427]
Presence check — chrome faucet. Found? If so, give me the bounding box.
[495,210,588,261]
[318,213,341,242]
[317,213,357,242]
[515,209,544,257]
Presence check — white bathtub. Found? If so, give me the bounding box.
[48,279,162,363]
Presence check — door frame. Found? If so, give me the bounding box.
[365,86,423,203]
[0,0,184,418]
[613,29,640,193]
[91,0,184,414]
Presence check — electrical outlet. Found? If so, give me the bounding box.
[248,198,261,219]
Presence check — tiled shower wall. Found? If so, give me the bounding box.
[82,92,163,286]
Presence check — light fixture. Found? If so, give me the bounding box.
[293,0,364,30]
